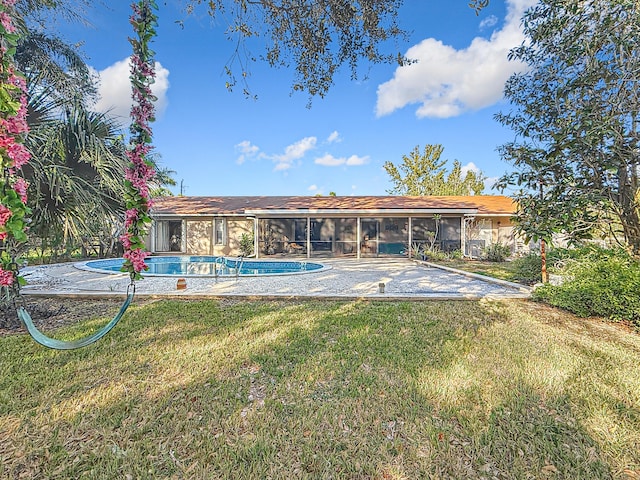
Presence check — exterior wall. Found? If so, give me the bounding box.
[153,212,514,258]
[464,216,516,257]
[223,218,254,256]
[152,216,253,256]
[186,219,212,255]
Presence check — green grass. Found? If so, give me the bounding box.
[1,299,639,479]
[430,258,522,283]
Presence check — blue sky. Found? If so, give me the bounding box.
[58,0,536,197]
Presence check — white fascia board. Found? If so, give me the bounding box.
[245,208,478,216]
[151,213,241,218]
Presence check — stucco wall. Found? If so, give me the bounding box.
[186,220,212,255]
[215,218,253,256]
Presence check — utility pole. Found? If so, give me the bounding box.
[179,179,188,196]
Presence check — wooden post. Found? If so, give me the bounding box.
[541,239,548,283]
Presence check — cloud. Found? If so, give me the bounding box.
[235,140,261,164]
[375,0,536,119]
[479,15,498,30]
[461,161,481,176]
[327,131,341,143]
[315,154,370,167]
[92,57,170,121]
[272,136,317,170]
[308,184,318,192]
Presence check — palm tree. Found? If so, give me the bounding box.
[24,88,129,258]
[15,5,176,259]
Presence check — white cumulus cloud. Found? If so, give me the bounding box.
[327,131,341,143]
[479,15,499,30]
[92,57,170,121]
[375,0,536,119]
[273,137,317,171]
[235,140,261,164]
[461,161,481,176]
[315,154,369,167]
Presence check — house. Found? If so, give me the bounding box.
[149,195,517,258]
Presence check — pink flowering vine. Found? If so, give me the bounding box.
[120,0,158,280]
[0,0,30,290]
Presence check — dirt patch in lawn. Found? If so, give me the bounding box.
[0,297,155,336]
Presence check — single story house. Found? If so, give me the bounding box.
[149,195,517,259]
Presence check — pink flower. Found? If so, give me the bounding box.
[123,248,150,273]
[124,208,139,228]
[7,142,30,168]
[13,178,27,203]
[120,233,133,250]
[0,204,11,226]
[0,12,16,33]
[0,267,14,286]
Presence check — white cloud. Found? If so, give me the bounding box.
[315,153,370,167]
[308,184,318,192]
[327,131,341,143]
[461,161,481,176]
[375,0,536,119]
[273,136,317,171]
[235,140,260,164]
[479,15,498,30]
[346,155,369,166]
[315,154,345,167]
[92,57,170,121]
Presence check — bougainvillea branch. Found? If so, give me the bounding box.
[0,0,30,295]
[121,0,158,280]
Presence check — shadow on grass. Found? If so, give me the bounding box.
[1,299,635,478]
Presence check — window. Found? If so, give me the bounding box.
[155,220,183,252]
[214,218,226,245]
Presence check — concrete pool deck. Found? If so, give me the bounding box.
[20,258,531,300]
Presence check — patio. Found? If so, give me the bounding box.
[21,258,530,300]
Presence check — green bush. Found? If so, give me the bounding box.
[239,233,254,257]
[447,249,463,260]
[483,243,511,262]
[533,249,640,326]
[511,253,542,285]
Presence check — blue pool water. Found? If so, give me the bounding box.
[80,256,326,277]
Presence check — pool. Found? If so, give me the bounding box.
[78,256,328,277]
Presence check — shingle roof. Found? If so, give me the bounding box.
[152,195,515,216]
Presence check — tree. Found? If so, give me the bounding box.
[384,144,485,196]
[495,0,640,255]
[180,1,490,101]
[24,92,129,256]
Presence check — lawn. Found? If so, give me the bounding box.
[428,258,522,284]
[1,299,639,479]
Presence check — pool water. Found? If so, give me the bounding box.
[80,256,326,277]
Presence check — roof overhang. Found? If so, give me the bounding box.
[244,208,479,216]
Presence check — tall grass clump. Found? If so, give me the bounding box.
[483,243,511,262]
[534,247,640,325]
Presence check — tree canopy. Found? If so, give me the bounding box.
[384,144,485,196]
[495,0,640,255]
[180,0,490,100]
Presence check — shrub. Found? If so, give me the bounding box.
[511,253,542,285]
[239,233,254,256]
[483,242,511,262]
[533,250,640,326]
[447,249,463,260]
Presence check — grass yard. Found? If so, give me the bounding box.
[1,299,639,479]
[429,258,522,284]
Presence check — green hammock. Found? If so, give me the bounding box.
[17,291,134,350]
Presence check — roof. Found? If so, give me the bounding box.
[151,195,515,217]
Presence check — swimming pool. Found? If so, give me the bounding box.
[79,256,328,277]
